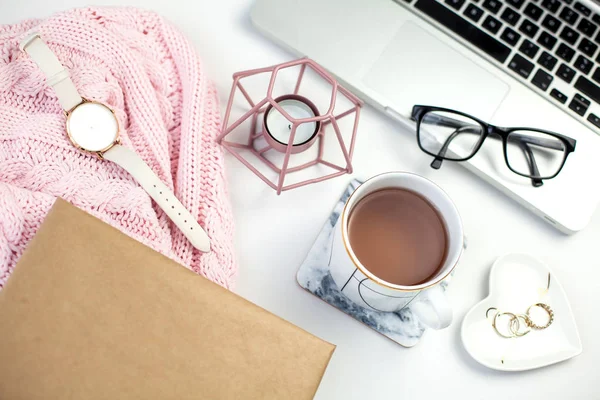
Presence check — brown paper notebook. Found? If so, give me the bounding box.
[0,199,335,400]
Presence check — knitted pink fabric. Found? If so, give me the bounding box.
[0,8,236,289]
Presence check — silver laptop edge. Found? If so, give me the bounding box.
[251,0,600,233]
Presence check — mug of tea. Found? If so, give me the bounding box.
[329,172,464,329]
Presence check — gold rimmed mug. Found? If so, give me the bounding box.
[328,172,464,330]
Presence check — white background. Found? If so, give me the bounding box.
[1,1,599,398]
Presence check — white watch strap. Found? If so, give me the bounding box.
[103,144,211,252]
[20,33,83,111]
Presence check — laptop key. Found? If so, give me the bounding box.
[483,15,503,33]
[574,2,591,16]
[577,18,598,37]
[520,39,540,58]
[575,76,600,103]
[560,26,580,44]
[446,0,467,10]
[501,7,521,25]
[501,27,522,45]
[559,7,579,25]
[578,38,598,56]
[556,42,576,61]
[519,19,540,37]
[562,0,573,4]
[550,88,568,103]
[542,14,562,32]
[531,69,554,90]
[524,3,544,21]
[575,93,591,106]
[592,67,600,83]
[483,0,503,14]
[537,31,558,49]
[509,53,535,77]
[557,63,577,82]
[593,14,600,24]
[541,0,561,12]
[569,97,589,115]
[415,0,512,62]
[538,51,558,69]
[464,4,485,22]
[506,0,525,9]
[587,113,600,128]
[574,54,593,73]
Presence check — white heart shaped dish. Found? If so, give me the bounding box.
[461,253,582,371]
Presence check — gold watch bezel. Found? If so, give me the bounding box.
[65,99,120,157]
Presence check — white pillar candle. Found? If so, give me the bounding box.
[264,95,319,146]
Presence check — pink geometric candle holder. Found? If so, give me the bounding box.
[216,58,363,194]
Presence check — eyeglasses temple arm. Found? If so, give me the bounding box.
[429,125,479,169]
[516,142,544,187]
[423,115,484,170]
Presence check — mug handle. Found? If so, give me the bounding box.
[410,285,452,330]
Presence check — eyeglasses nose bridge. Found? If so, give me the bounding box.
[486,125,505,138]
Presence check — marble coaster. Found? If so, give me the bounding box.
[297,179,449,347]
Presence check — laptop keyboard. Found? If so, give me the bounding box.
[401,0,600,130]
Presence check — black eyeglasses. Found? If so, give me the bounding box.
[411,105,577,187]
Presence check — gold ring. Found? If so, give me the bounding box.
[526,303,554,330]
[486,307,498,319]
[511,314,532,337]
[493,312,519,338]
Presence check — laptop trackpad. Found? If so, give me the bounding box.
[363,21,509,119]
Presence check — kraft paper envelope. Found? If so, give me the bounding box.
[0,199,335,399]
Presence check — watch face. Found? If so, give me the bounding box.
[66,102,119,152]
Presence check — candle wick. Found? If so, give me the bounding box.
[288,124,292,130]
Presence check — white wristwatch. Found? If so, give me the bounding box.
[20,33,210,252]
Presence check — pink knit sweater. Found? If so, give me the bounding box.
[0,8,236,289]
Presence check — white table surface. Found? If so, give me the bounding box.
[2,1,599,398]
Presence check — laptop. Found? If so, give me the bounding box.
[250,0,600,233]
